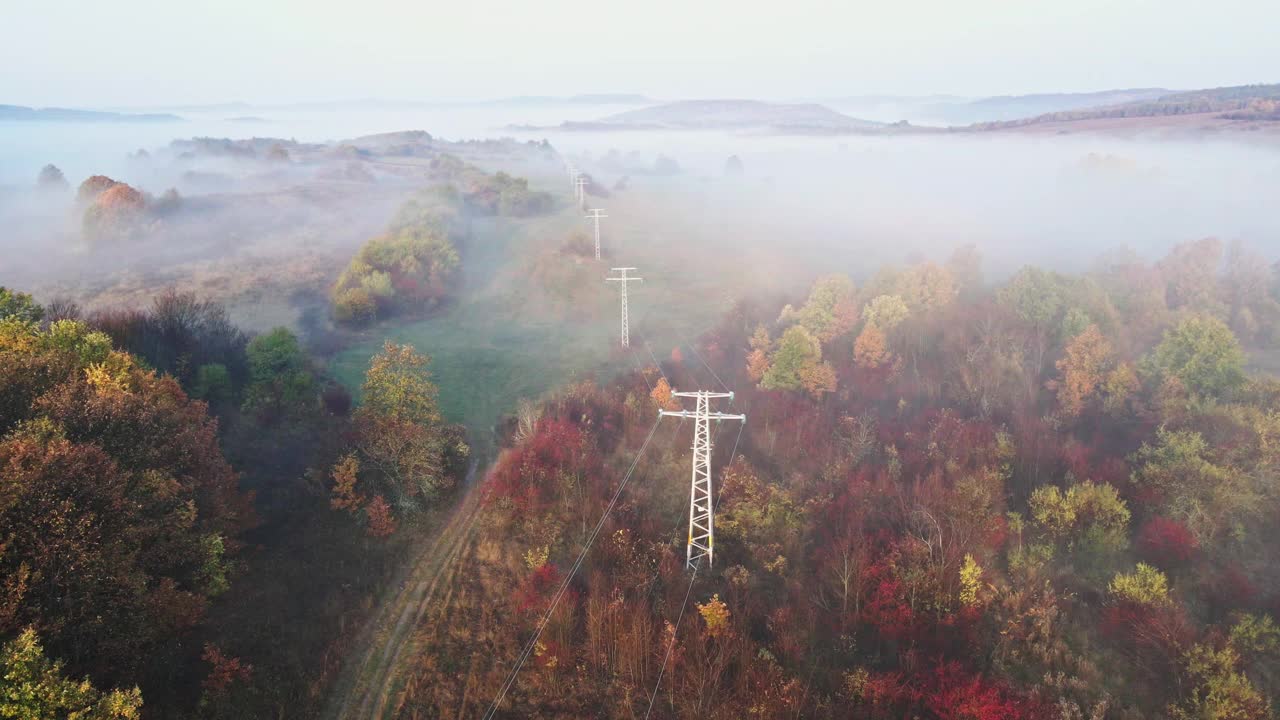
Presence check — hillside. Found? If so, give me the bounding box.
[0,104,181,122]
[972,83,1280,129]
[336,237,1280,719]
[928,88,1173,125]
[828,89,1172,125]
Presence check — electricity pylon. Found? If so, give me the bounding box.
[585,209,607,260]
[575,176,587,206]
[659,391,745,569]
[605,267,641,347]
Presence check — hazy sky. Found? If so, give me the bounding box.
[3,0,1277,106]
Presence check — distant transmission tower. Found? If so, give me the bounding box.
[575,176,588,206]
[659,391,745,569]
[585,209,607,260]
[605,267,642,347]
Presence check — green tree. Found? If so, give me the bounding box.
[1130,427,1258,544]
[862,294,910,331]
[242,327,314,419]
[1149,314,1246,399]
[191,363,233,406]
[0,288,43,323]
[761,326,822,392]
[0,629,142,719]
[998,266,1065,372]
[794,274,856,341]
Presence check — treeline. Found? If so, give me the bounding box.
[394,237,1280,719]
[0,287,467,718]
[74,174,182,240]
[972,83,1280,129]
[330,157,553,326]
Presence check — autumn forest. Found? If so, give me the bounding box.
[5,56,1280,719]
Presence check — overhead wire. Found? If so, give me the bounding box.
[643,559,700,720]
[482,416,664,720]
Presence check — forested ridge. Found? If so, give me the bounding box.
[386,237,1280,719]
[971,83,1280,128]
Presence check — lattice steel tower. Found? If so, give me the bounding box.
[659,391,745,568]
[585,208,607,260]
[605,267,642,348]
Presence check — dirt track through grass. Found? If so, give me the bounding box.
[324,463,486,720]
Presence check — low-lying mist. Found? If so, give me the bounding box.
[3,103,1279,338]
[557,130,1280,282]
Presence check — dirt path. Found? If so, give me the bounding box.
[325,461,489,720]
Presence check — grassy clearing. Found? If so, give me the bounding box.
[328,174,813,454]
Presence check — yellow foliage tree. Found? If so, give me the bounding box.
[959,554,983,607]
[1102,362,1139,414]
[698,594,731,639]
[746,348,770,383]
[1108,563,1171,606]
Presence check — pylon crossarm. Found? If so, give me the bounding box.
[659,410,745,421]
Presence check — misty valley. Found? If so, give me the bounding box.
[4,80,1280,720]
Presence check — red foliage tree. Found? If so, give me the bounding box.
[925,662,1038,720]
[1137,516,1198,567]
[201,643,252,695]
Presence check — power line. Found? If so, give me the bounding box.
[643,560,700,720]
[482,417,664,720]
[628,343,657,393]
[642,340,671,386]
[718,421,747,507]
[680,334,730,394]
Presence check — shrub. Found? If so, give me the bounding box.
[36,164,68,190]
[333,287,377,326]
[76,174,121,203]
[1109,563,1171,606]
[83,183,148,239]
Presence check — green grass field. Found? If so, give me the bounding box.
[328,171,816,455]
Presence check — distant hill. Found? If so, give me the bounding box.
[971,84,1280,129]
[493,94,653,106]
[926,88,1173,125]
[592,99,884,132]
[0,104,181,122]
[566,93,653,105]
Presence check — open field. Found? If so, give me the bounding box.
[326,171,822,448]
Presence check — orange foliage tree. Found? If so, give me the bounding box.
[365,495,398,538]
[650,377,681,411]
[329,452,365,513]
[854,323,892,369]
[1054,324,1112,416]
